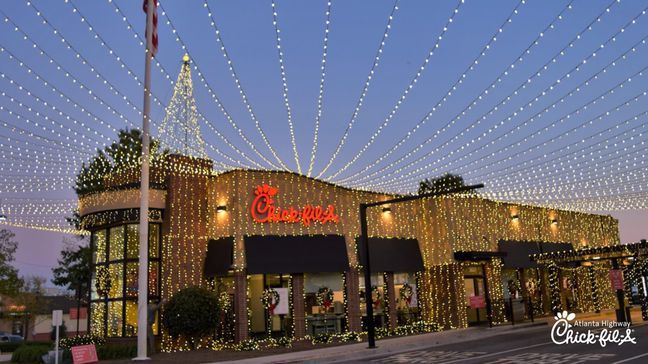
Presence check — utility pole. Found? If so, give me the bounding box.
[359,183,484,348]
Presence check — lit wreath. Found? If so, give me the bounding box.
[316,287,334,309]
[95,266,111,297]
[399,283,414,306]
[261,288,280,315]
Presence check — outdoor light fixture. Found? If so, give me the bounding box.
[216,205,227,213]
[550,218,558,226]
[510,213,519,222]
[0,214,6,222]
[382,207,392,214]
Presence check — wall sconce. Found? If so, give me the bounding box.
[510,213,519,222]
[216,205,227,213]
[382,207,392,214]
[550,218,558,226]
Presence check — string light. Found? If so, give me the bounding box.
[107,0,268,170]
[356,14,647,190]
[335,0,576,184]
[370,69,648,192]
[306,1,333,177]
[271,0,301,174]
[363,23,646,191]
[314,0,401,179]
[326,0,486,181]
[160,0,287,170]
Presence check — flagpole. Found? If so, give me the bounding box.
[135,0,154,360]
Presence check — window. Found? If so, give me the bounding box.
[90,223,161,337]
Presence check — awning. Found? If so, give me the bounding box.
[245,235,349,274]
[532,240,648,264]
[356,237,424,272]
[204,237,234,277]
[454,251,507,262]
[498,240,573,268]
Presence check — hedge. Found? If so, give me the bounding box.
[10,344,50,363]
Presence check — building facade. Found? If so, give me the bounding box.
[78,156,620,348]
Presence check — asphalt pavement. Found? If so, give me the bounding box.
[357,323,648,364]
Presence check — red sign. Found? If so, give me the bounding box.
[69,307,87,320]
[469,295,486,309]
[610,269,624,290]
[250,184,340,226]
[71,344,98,364]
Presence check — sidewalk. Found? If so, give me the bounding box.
[213,321,547,364]
[214,309,647,364]
[0,354,11,363]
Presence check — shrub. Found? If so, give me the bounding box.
[10,344,50,363]
[312,332,333,345]
[236,339,259,351]
[0,341,23,353]
[59,335,105,350]
[276,336,292,348]
[96,343,137,360]
[161,286,219,349]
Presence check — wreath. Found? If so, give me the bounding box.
[95,266,112,297]
[507,279,521,296]
[399,283,414,306]
[371,285,382,310]
[261,288,280,315]
[316,287,334,309]
[525,278,538,295]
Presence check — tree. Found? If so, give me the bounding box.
[161,287,219,349]
[52,237,91,335]
[74,129,168,195]
[0,229,23,299]
[14,276,49,340]
[418,173,474,195]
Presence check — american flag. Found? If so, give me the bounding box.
[142,0,158,57]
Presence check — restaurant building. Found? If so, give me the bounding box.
[78,155,622,348]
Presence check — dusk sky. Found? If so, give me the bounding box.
[0,0,646,283]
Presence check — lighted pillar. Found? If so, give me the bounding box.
[384,272,398,330]
[345,269,361,332]
[588,266,600,313]
[233,271,249,342]
[548,263,562,314]
[291,274,306,339]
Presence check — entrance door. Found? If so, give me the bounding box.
[465,276,487,325]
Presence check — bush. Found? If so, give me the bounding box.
[59,335,105,350]
[236,339,259,351]
[96,343,137,360]
[0,341,23,353]
[312,332,333,345]
[10,344,50,363]
[162,286,219,348]
[276,336,292,348]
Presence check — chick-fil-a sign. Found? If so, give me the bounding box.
[250,184,340,226]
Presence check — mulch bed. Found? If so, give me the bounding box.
[100,340,356,363]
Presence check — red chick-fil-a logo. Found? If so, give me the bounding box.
[250,184,340,226]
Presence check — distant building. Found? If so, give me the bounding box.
[0,295,87,341]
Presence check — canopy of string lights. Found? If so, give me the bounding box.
[0,0,646,234]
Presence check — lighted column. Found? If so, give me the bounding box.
[291,274,306,339]
[345,269,361,332]
[384,272,398,330]
[234,271,249,342]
